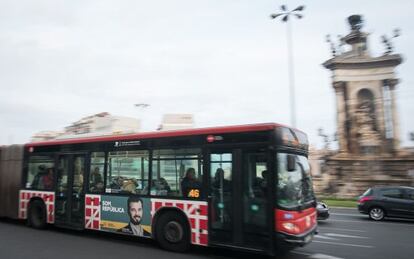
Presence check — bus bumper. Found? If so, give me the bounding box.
[276,225,317,247]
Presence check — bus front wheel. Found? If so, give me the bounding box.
[28,199,47,229]
[155,211,190,252]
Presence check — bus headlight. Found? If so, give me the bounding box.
[282,222,300,234]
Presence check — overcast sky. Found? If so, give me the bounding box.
[1,0,413,148]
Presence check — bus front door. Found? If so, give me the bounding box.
[55,154,87,229]
[208,149,272,253]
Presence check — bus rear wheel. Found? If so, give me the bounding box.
[155,211,190,252]
[28,200,47,229]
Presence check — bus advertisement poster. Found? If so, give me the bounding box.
[100,195,151,237]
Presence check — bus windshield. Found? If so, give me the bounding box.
[277,153,314,209]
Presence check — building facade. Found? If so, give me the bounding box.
[157,114,194,131]
[32,112,141,142]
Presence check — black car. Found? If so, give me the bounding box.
[358,186,414,221]
[317,201,330,220]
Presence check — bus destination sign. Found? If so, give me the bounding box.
[114,140,141,147]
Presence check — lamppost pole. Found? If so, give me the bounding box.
[271,5,305,128]
[286,17,296,128]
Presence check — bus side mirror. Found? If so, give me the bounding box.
[287,155,296,172]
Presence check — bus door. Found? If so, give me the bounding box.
[208,148,272,252]
[55,153,87,229]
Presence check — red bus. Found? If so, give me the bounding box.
[0,123,317,256]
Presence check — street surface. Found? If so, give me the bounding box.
[287,208,414,259]
[1,208,413,259]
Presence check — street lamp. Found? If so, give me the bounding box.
[134,103,150,108]
[270,5,305,128]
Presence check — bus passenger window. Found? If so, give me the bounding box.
[106,150,149,194]
[210,153,232,229]
[89,152,106,193]
[26,156,55,190]
[72,156,85,194]
[152,149,203,198]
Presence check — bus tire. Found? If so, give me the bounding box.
[155,211,190,252]
[28,199,47,229]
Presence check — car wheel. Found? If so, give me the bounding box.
[28,199,47,229]
[155,211,190,252]
[369,207,385,221]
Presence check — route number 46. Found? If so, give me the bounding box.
[188,189,200,198]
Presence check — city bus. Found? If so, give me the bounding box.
[0,123,317,256]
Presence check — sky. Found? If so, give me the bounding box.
[0,0,413,148]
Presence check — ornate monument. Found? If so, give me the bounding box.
[315,15,414,197]
[324,15,402,156]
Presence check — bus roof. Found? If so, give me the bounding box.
[26,123,289,147]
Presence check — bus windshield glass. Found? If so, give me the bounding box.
[277,153,314,209]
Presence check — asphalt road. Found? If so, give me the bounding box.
[1,208,413,259]
[286,208,414,259]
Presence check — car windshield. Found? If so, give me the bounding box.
[277,153,315,209]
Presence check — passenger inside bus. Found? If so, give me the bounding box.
[144,178,171,196]
[260,170,269,194]
[89,167,104,193]
[211,168,232,226]
[41,167,54,190]
[73,169,84,193]
[108,176,138,194]
[121,178,137,193]
[90,181,104,193]
[181,167,201,198]
[31,165,47,189]
[212,168,231,192]
[251,169,269,198]
[57,168,67,193]
[157,178,171,195]
[90,167,103,184]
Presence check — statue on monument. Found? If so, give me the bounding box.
[355,100,381,151]
[348,15,363,31]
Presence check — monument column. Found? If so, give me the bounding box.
[388,79,400,150]
[375,81,387,153]
[334,81,347,153]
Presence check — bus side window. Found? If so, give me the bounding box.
[26,156,55,190]
[89,152,106,193]
[210,153,232,229]
[152,149,203,198]
[106,150,149,194]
